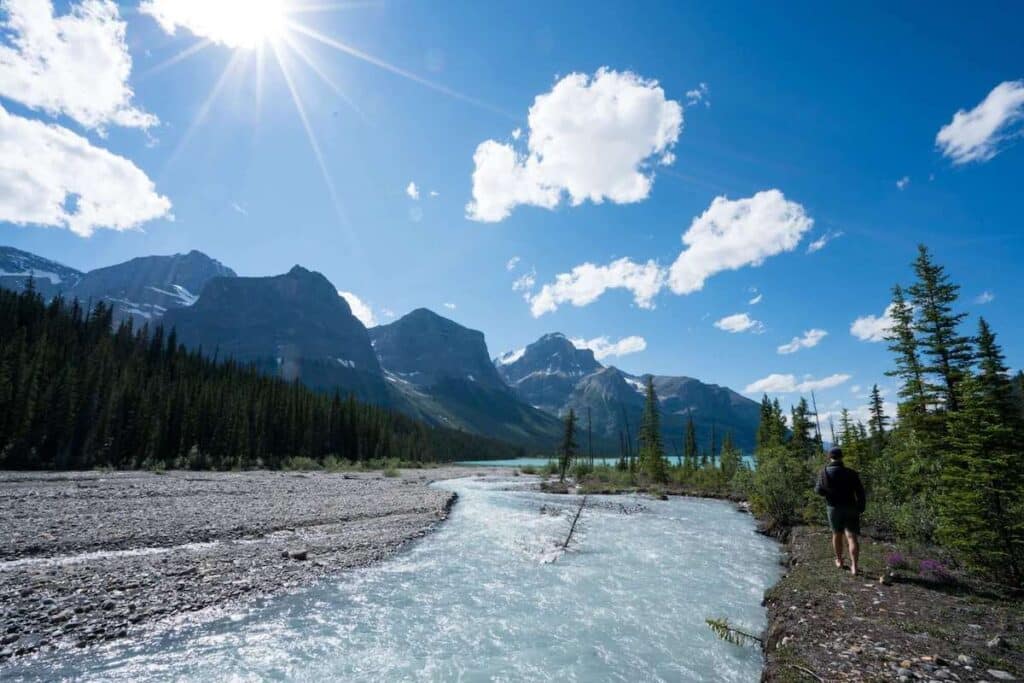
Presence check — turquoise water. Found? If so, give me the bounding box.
[9,476,780,681]
[457,456,757,468]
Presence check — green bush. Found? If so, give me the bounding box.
[519,465,537,475]
[382,466,400,477]
[283,456,322,471]
[749,451,811,529]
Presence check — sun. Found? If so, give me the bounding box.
[236,0,288,49]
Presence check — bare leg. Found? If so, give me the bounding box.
[832,532,845,568]
[846,531,860,576]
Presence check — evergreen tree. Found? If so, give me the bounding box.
[789,398,816,460]
[867,384,889,440]
[637,377,667,481]
[558,409,578,482]
[974,318,1021,432]
[886,284,929,425]
[719,432,742,481]
[684,416,698,471]
[937,375,1024,585]
[907,245,973,413]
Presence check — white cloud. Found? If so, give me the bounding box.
[530,190,812,316]
[405,181,419,200]
[338,291,376,328]
[512,270,536,293]
[896,176,910,190]
[230,201,247,215]
[528,257,664,317]
[777,328,827,354]
[381,307,396,319]
[744,373,852,394]
[807,229,843,254]
[140,0,284,49]
[510,127,521,140]
[850,384,862,395]
[668,190,814,294]
[850,304,895,342]
[748,290,763,305]
[429,190,439,198]
[685,82,709,107]
[936,80,1024,164]
[0,104,171,236]
[0,0,155,130]
[466,68,683,222]
[506,256,520,271]
[570,335,647,361]
[714,312,764,334]
[974,290,995,304]
[443,302,456,310]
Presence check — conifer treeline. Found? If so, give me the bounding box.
[0,287,522,470]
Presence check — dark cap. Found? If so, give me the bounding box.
[828,447,843,459]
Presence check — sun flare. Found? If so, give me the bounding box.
[142,0,289,50]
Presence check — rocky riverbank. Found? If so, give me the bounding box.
[761,526,1023,682]
[0,468,486,665]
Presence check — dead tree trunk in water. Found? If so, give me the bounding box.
[562,495,588,549]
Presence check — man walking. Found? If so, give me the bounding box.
[815,447,867,576]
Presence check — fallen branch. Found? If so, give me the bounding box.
[562,495,588,549]
[786,663,824,682]
[705,617,763,647]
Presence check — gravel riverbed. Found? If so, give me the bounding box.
[0,468,488,665]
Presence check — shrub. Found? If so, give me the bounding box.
[283,456,321,471]
[749,452,811,530]
[382,466,400,478]
[519,465,537,475]
[886,552,911,570]
[918,559,954,583]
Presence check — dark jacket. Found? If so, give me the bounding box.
[815,462,866,512]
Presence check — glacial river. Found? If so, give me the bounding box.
[11,476,780,681]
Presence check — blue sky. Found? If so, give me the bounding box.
[1,0,1022,425]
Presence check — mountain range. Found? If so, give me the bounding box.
[1,245,760,454]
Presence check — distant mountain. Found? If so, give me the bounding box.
[163,266,389,404]
[371,309,565,449]
[72,250,235,327]
[0,246,83,300]
[0,246,234,327]
[496,334,762,453]
[495,333,602,413]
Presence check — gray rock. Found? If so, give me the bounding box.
[987,670,1017,681]
[287,549,309,561]
[987,635,1008,649]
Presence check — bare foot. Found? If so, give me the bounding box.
[835,558,844,569]
[850,566,858,577]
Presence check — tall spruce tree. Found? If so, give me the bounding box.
[867,384,889,439]
[684,415,698,471]
[938,373,1024,585]
[886,284,930,425]
[558,409,578,482]
[907,245,973,413]
[637,377,667,481]
[974,318,1021,432]
[719,431,742,481]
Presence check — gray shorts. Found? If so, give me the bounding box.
[826,506,861,535]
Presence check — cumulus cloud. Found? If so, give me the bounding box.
[506,256,520,271]
[936,80,1024,164]
[668,190,814,294]
[529,190,812,316]
[527,257,664,317]
[0,0,155,130]
[974,290,995,304]
[466,68,683,222]
[850,304,896,342]
[0,104,171,236]
[338,291,376,327]
[896,176,910,190]
[405,181,419,200]
[714,312,764,334]
[778,328,827,354]
[744,373,852,394]
[570,335,647,361]
[807,230,843,254]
